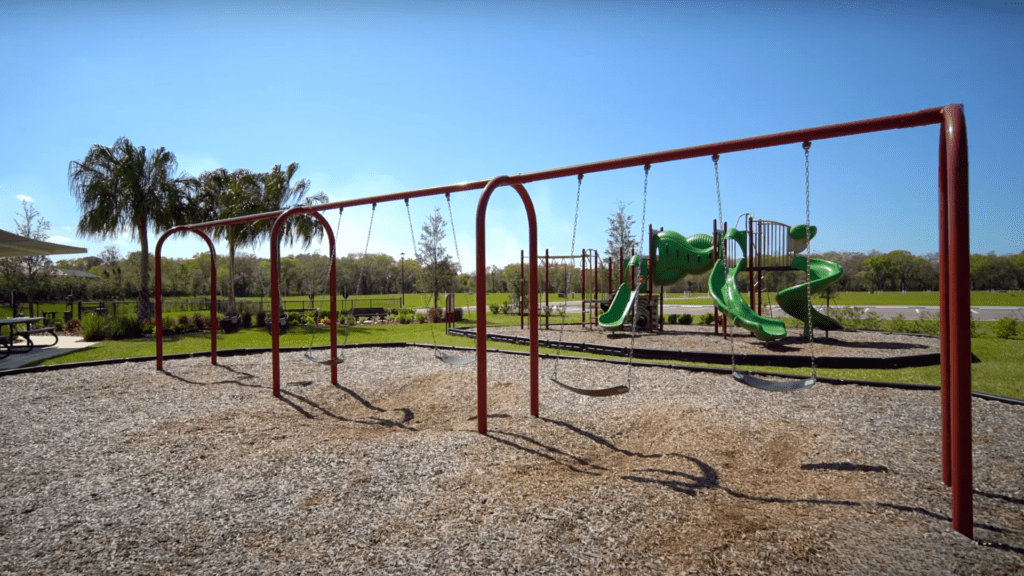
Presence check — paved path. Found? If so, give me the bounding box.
[0,336,97,371]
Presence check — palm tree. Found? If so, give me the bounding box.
[191,163,327,316]
[69,137,188,322]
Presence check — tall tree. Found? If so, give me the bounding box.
[605,201,638,261]
[416,208,455,308]
[190,163,327,315]
[69,137,188,321]
[1,200,54,304]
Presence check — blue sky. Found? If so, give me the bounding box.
[2,0,1022,271]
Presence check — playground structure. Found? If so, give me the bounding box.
[153,105,973,538]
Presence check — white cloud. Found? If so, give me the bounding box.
[16,194,33,203]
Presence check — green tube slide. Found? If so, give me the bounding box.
[708,258,788,341]
[776,256,844,336]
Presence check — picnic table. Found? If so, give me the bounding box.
[0,316,58,359]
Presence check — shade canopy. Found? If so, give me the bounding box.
[0,229,87,257]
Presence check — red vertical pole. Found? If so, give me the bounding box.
[748,216,755,314]
[520,249,525,330]
[581,251,586,328]
[648,224,654,333]
[593,250,598,327]
[722,223,728,339]
[619,246,624,287]
[476,178,540,434]
[545,249,550,330]
[713,219,719,336]
[939,117,951,487]
[944,105,972,539]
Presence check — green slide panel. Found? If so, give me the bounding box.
[652,231,716,286]
[708,258,788,341]
[598,282,640,330]
[776,256,844,334]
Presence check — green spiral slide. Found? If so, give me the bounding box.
[776,256,845,337]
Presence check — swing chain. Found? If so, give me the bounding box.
[405,199,420,260]
[625,164,651,388]
[804,141,816,379]
[552,174,584,382]
[446,193,461,272]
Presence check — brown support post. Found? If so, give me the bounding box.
[593,249,598,327]
[619,246,624,287]
[943,105,972,539]
[520,250,525,330]
[713,219,719,335]
[748,216,755,314]
[581,250,586,328]
[545,249,550,330]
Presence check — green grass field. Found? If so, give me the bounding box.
[29,309,1024,401]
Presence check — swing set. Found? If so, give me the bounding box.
[154,105,974,538]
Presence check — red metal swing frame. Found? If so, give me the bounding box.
[154,104,972,537]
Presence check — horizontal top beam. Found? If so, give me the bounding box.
[180,105,949,231]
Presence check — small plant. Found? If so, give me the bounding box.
[178,315,191,330]
[994,317,1018,339]
[700,313,714,325]
[416,313,426,324]
[890,314,911,334]
[192,313,209,331]
[303,313,318,326]
[489,303,501,314]
[64,319,82,336]
[81,313,112,342]
[425,308,442,323]
[241,312,253,329]
[453,308,464,322]
[667,314,679,324]
[680,313,693,325]
[256,310,267,328]
[53,317,65,331]
[141,319,155,335]
[288,311,302,325]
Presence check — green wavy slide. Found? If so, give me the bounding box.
[708,257,788,341]
[776,256,844,337]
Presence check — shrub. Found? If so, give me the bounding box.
[303,313,318,326]
[890,314,911,334]
[141,319,155,335]
[112,316,143,339]
[453,308,464,322]
[192,313,209,331]
[288,311,302,325]
[680,313,693,325]
[700,313,714,325]
[53,317,65,331]
[489,304,501,314]
[994,317,1018,339]
[256,310,267,328]
[426,308,442,323]
[416,313,426,324]
[178,315,191,331]
[81,313,112,341]
[667,314,679,324]
[241,312,253,329]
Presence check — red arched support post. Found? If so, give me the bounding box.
[476,177,539,434]
[270,208,338,397]
[941,104,972,538]
[154,226,218,371]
